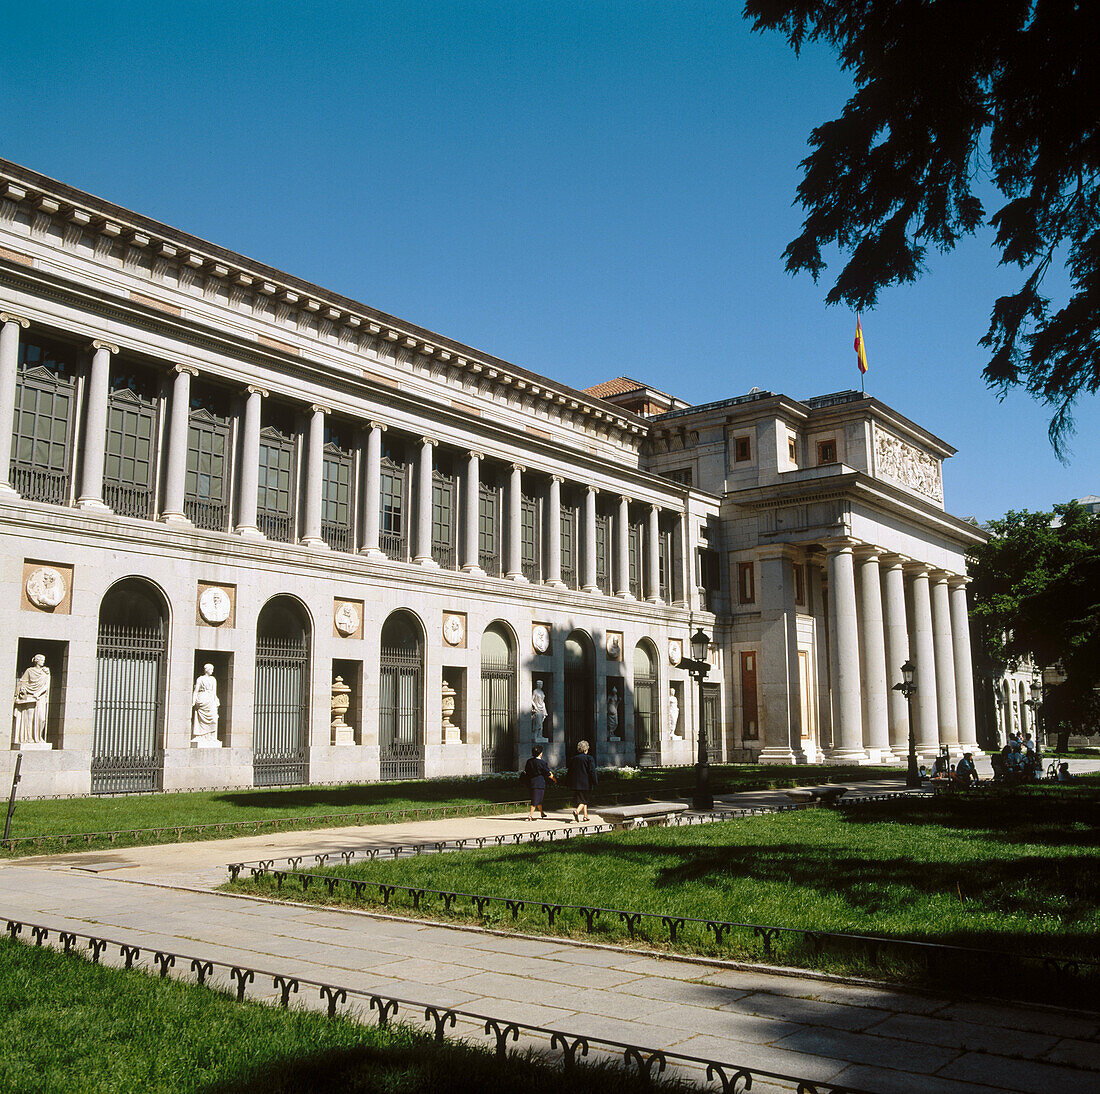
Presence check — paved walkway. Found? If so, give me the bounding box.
[2,781,1097,1093]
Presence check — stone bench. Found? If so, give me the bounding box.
[597,802,690,830]
[784,785,850,806]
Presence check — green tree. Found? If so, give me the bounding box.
[968,501,1100,748]
[744,1,1099,450]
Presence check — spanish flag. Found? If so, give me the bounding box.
[854,314,869,375]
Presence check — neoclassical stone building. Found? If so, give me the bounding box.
[0,159,983,796]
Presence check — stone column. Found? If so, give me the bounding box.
[758,545,802,763]
[582,485,599,592]
[909,567,940,754]
[931,572,959,751]
[235,386,266,537]
[615,495,632,598]
[826,543,866,760]
[675,510,688,606]
[301,404,328,548]
[506,463,526,580]
[546,476,564,587]
[857,551,890,760]
[950,577,980,752]
[414,436,437,565]
[160,364,197,523]
[882,557,910,757]
[77,340,117,510]
[360,421,385,556]
[462,451,483,573]
[0,312,29,497]
[646,504,661,602]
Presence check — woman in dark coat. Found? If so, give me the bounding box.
[524,745,554,820]
[565,739,597,822]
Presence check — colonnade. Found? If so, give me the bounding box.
[0,315,686,602]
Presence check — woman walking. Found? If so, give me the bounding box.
[524,745,555,820]
[566,739,598,822]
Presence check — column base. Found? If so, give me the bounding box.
[159,512,192,527]
[757,746,803,764]
[76,497,111,513]
[826,747,870,763]
[461,564,486,577]
[546,579,567,589]
[414,556,439,568]
[616,592,636,601]
[300,537,329,550]
[506,572,529,583]
[0,483,19,500]
[582,584,601,594]
[646,596,663,605]
[359,546,385,559]
[234,525,265,540]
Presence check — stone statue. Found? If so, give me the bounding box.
[668,687,681,739]
[190,664,221,747]
[531,679,548,741]
[12,654,50,749]
[607,684,620,739]
[441,679,461,745]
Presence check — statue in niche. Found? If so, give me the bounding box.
[531,679,548,741]
[669,687,681,739]
[191,664,221,747]
[607,683,620,739]
[12,654,50,749]
[331,675,354,746]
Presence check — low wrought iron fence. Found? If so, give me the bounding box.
[2,918,877,1094]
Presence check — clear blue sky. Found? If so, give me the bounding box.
[2,1,1095,522]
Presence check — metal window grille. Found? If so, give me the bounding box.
[703,683,722,762]
[380,459,407,560]
[628,522,642,599]
[103,389,157,519]
[595,512,611,594]
[379,643,423,781]
[560,506,577,588]
[321,443,354,552]
[658,529,672,602]
[520,494,540,581]
[634,669,658,757]
[91,622,166,794]
[478,483,500,576]
[253,635,309,786]
[9,364,75,504]
[564,649,593,756]
[432,471,456,569]
[257,427,295,543]
[481,651,517,773]
[185,408,231,531]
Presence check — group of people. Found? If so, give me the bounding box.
[523,742,598,823]
[992,732,1043,782]
[925,750,980,787]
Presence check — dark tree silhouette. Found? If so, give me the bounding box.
[745,1,1099,451]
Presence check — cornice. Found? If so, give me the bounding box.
[0,158,647,442]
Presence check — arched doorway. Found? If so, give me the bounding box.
[253,596,311,786]
[634,640,659,766]
[92,579,168,793]
[563,630,594,758]
[380,610,424,780]
[481,623,516,772]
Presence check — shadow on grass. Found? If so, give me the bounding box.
[197,1041,691,1094]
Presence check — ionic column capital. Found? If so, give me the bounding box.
[309,403,330,416]
[467,449,483,460]
[172,363,199,378]
[0,312,30,329]
[246,385,268,398]
[551,474,565,485]
[510,462,525,473]
[586,484,600,496]
[369,420,388,433]
[90,339,119,354]
[420,435,438,447]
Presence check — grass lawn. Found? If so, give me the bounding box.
[0,938,691,1094]
[229,781,1100,999]
[2,764,899,856]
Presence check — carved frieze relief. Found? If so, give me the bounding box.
[873,425,943,502]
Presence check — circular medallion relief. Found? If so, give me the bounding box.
[26,567,66,609]
[198,587,232,625]
[606,633,622,660]
[443,615,465,646]
[667,639,682,666]
[334,602,360,637]
[531,624,550,654]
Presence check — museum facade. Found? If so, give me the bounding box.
[0,158,984,797]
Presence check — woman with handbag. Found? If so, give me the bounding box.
[524,745,555,820]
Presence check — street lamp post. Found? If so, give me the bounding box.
[892,659,920,789]
[1026,673,1043,745]
[684,628,712,812]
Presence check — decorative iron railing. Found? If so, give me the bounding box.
[479,548,501,577]
[104,481,154,519]
[258,510,293,543]
[10,464,69,505]
[321,520,352,552]
[380,530,407,561]
[184,496,229,531]
[3,919,877,1094]
[433,541,456,570]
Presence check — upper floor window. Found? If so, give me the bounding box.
[794,562,806,607]
[738,561,755,605]
[817,438,837,465]
[734,435,751,462]
[665,467,693,486]
[479,481,501,576]
[432,463,457,569]
[788,436,798,464]
[322,423,355,552]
